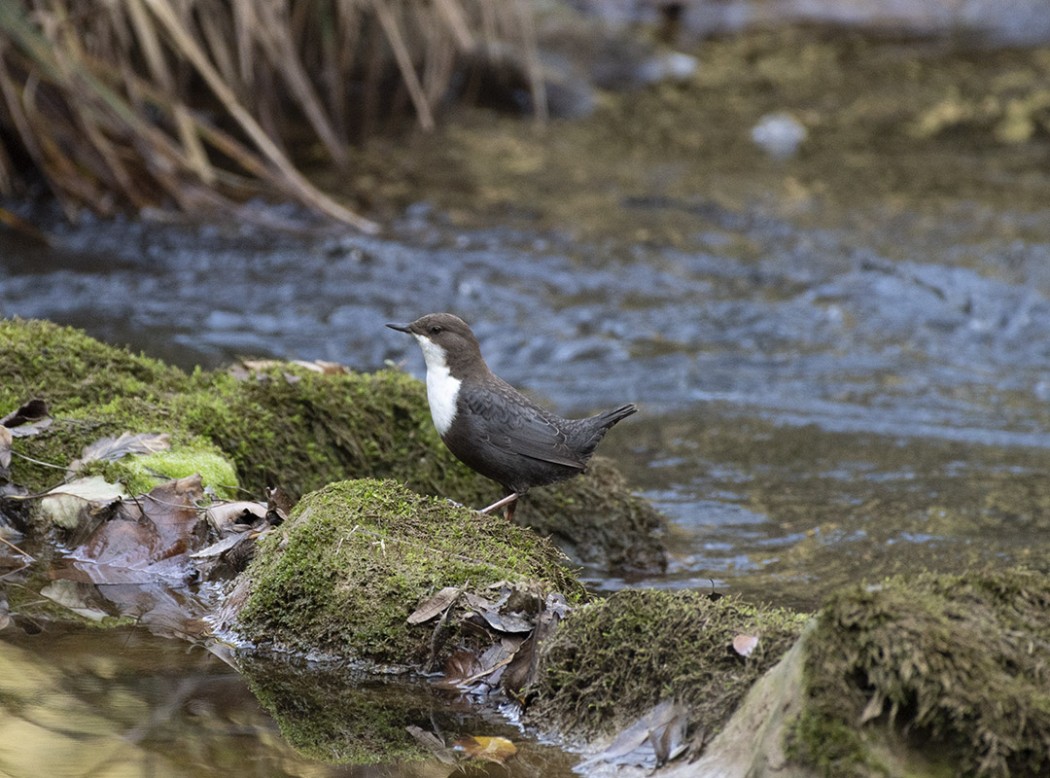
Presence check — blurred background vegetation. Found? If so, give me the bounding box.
[0,0,544,230]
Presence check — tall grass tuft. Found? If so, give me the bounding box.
[0,1,542,229]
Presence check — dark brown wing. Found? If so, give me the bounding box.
[457,379,586,470]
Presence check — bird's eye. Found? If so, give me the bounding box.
[428,325,442,335]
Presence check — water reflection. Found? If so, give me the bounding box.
[0,621,580,777]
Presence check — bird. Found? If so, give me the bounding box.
[386,313,637,521]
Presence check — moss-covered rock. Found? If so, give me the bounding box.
[173,365,668,573]
[234,478,586,666]
[527,589,807,748]
[2,319,666,571]
[790,567,1050,778]
[0,318,189,412]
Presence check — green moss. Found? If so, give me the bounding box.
[0,317,189,412]
[235,479,585,666]
[790,568,1050,777]
[83,447,239,499]
[528,589,807,749]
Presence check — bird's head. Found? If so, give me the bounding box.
[387,313,484,373]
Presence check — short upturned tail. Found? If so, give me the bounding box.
[597,403,638,430]
[569,403,637,460]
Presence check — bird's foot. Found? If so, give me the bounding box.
[478,492,520,519]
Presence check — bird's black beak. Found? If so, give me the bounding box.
[386,322,412,334]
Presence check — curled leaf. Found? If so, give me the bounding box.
[732,634,759,658]
[407,586,461,624]
[453,735,517,764]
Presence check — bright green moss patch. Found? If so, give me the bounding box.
[790,567,1050,778]
[84,447,239,499]
[235,478,586,666]
[0,317,189,412]
[528,589,807,749]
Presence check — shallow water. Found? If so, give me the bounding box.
[4,22,1050,777]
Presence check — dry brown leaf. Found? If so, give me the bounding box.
[452,735,517,764]
[407,586,461,624]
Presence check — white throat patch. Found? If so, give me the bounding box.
[414,334,460,436]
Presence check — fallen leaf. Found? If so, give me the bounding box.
[0,426,11,471]
[579,700,687,770]
[473,606,533,634]
[452,735,517,764]
[39,476,129,530]
[206,501,268,534]
[72,432,170,470]
[732,634,759,658]
[64,475,206,585]
[40,580,112,621]
[408,586,461,624]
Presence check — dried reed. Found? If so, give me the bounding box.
[0,0,541,229]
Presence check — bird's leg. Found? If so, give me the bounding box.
[479,492,520,518]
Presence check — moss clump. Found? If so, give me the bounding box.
[235,478,586,666]
[528,589,807,749]
[790,568,1050,777]
[0,318,189,412]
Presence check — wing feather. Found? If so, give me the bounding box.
[458,380,586,470]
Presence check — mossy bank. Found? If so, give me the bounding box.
[0,317,666,571]
[233,479,585,664]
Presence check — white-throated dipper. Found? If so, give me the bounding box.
[387,313,637,520]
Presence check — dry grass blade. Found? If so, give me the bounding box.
[0,1,543,225]
[370,0,435,131]
[141,0,379,232]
